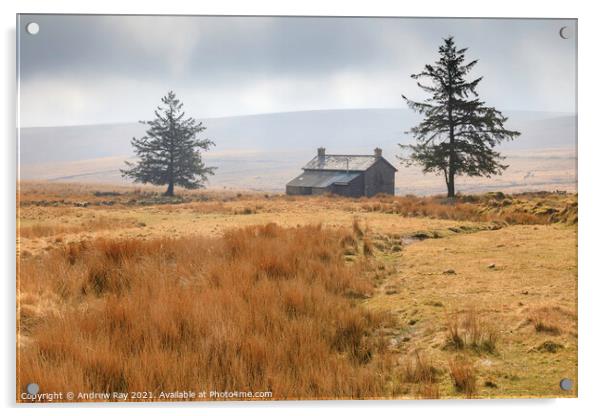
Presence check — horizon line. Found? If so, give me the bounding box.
[19,107,577,130]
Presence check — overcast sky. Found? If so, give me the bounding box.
[18,15,576,127]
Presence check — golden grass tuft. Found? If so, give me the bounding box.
[527,305,569,335]
[18,223,393,401]
[400,350,439,385]
[448,355,477,398]
[445,308,499,353]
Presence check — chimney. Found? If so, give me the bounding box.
[374,147,383,157]
[317,147,326,157]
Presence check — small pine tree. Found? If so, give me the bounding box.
[121,91,215,196]
[400,36,520,198]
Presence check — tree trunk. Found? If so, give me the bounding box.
[447,122,456,198]
[447,161,455,198]
[165,181,174,197]
[447,79,456,199]
[447,178,455,198]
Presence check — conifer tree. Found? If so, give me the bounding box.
[121,91,215,196]
[400,37,520,198]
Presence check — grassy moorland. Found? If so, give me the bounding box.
[17,182,577,401]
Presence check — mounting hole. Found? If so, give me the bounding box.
[559,26,572,40]
[26,383,40,395]
[26,22,40,35]
[559,378,573,391]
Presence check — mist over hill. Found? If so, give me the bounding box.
[19,108,576,195]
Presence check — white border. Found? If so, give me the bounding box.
[2,1,600,415]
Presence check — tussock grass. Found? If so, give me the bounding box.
[448,355,477,398]
[445,308,499,353]
[400,350,439,384]
[526,305,571,335]
[397,350,441,400]
[17,183,578,399]
[339,233,358,253]
[18,223,393,401]
[530,313,561,335]
[352,192,576,225]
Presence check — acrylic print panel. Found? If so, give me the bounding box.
[16,14,577,402]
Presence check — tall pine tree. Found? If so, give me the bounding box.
[400,36,520,198]
[121,91,215,196]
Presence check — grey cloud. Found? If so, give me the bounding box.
[19,16,425,80]
[17,15,576,127]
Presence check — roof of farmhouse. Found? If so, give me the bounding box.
[287,170,361,188]
[303,154,397,172]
